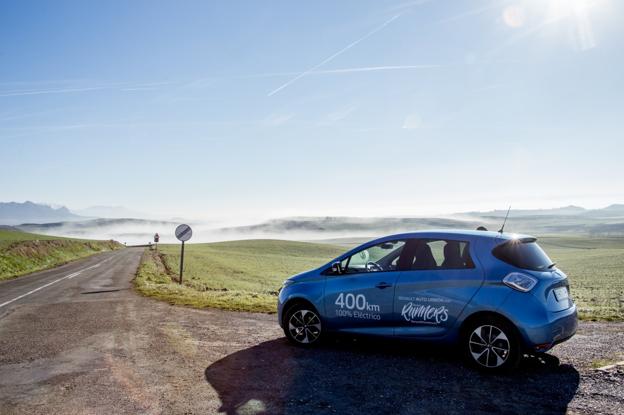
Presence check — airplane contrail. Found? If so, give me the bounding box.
[267,14,403,97]
[0,86,111,98]
[310,64,441,74]
[0,81,174,98]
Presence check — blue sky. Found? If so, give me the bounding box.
[1,0,622,221]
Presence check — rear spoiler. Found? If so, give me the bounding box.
[493,237,537,250]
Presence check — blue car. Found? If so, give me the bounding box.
[277,230,578,371]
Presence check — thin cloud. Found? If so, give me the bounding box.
[267,14,403,97]
[263,113,294,126]
[402,113,422,130]
[326,105,357,122]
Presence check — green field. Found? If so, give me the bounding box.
[539,236,624,321]
[135,236,624,320]
[134,240,344,312]
[0,229,122,281]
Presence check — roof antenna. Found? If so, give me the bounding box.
[498,206,511,233]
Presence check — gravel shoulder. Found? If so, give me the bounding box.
[0,249,622,414]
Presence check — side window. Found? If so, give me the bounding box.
[397,239,474,270]
[428,240,447,266]
[439,240,474,269]
[342,240,405,274]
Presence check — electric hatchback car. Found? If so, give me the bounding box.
[277,230,577,371]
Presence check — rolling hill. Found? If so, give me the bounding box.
[0,201,84,225]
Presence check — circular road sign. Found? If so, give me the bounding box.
[175,224,193,242]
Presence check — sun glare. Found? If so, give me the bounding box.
[502,0,605,50]
[549,0,592,17]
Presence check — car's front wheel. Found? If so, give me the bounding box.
[283,304,323,347]
[463,316,521,372]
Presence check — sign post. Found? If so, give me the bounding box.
[153,233,160,252]
[174,224,192,285]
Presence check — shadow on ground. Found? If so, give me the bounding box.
[205,336,580,415]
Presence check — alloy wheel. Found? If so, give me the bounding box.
[469,325,511,368]
[288,309,322,344]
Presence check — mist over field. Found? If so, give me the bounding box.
[10,203,624,244]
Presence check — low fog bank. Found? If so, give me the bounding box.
[14,208,624,245]
[18,219,195,245]
[11,216,530,245]
[15,216,483,245]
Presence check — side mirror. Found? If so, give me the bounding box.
[331,261,343,275]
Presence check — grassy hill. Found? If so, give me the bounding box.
[0,229,122,281]
[135,237,624,320]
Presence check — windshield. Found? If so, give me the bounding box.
[492,240,554,271]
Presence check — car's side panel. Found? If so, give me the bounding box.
[448,237,516,339]
[393,267,484,338]
[392,237,486,339]
[322,271,400,336]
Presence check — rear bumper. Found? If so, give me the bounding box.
[521,304,578,352]
[497,287,578,352]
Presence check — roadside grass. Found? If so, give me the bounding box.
[590,357,624,369]
[0,229,122,281]
[134,240,344,313]
[135,236,624,320]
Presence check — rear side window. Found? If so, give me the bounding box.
[492,239,554,271]
[398,239,475,271]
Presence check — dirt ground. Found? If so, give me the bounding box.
[0,249,622,414]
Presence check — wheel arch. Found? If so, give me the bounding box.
[281,297,320,326]
[459,310,522,343]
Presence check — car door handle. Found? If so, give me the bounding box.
[375,282,392,289]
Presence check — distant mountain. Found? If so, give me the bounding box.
[601,204,624,212]
[463,205,587,218]
[586,204,624,217]
[72,205,146,219]
[0,201,84,225]
[219,204,624,238]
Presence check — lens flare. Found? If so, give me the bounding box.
[503,5,526,28]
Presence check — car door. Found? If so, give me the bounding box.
[393,238,484,338]
[323,240,405,336]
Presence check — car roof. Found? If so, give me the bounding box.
[369,229,535,244]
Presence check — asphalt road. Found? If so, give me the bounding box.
[0,248,622,414]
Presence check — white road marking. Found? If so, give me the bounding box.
[0,256,114,309]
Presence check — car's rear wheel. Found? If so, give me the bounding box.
[463,316,521,372]
[283,304,322,347]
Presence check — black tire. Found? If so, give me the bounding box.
[462,316,522,372]
[283,303,323,347]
